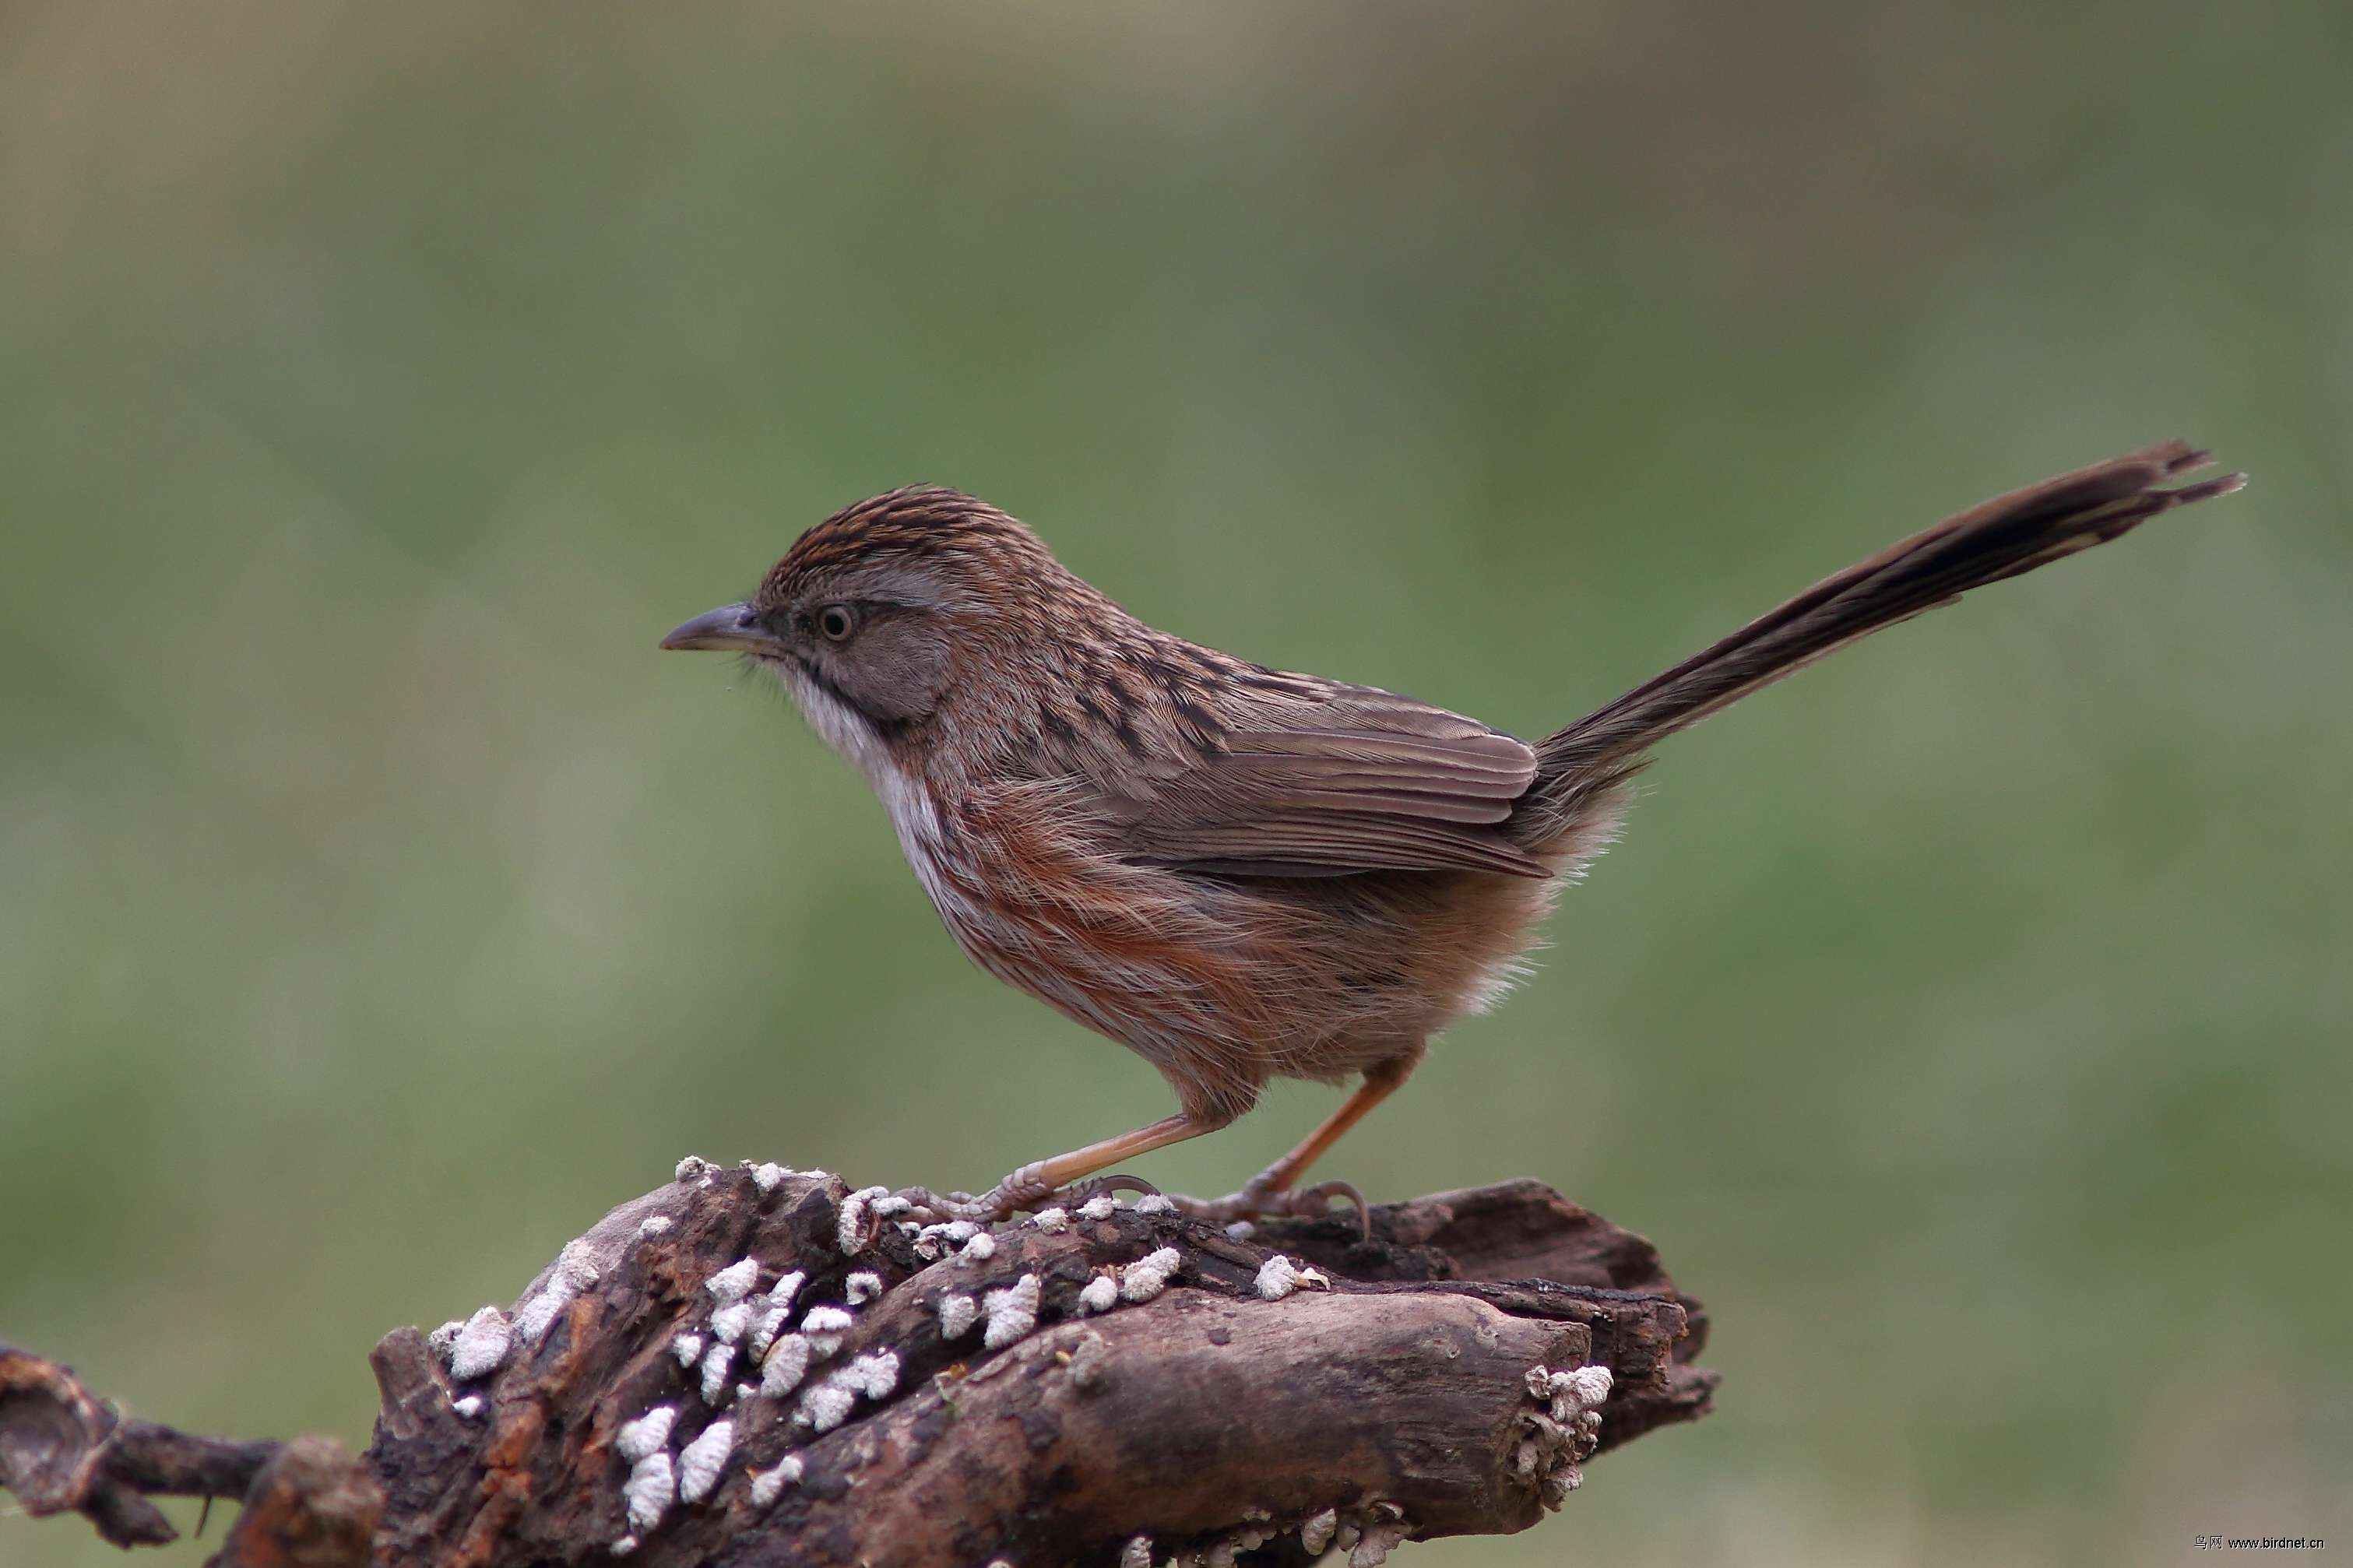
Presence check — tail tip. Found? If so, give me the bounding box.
[2170,469,2248,507]
[2153,441,2246,506]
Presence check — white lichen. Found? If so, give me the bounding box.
[768,1269,806,1307]
[1078,1194,1119,1220]
[800,1304,854,1357]
[839,1349,900,1400]
[512,1294,562,1348]
[749,1161,792,1193]
[448,1306,514,1381]
[797,1380,856,1434]
[624,1451,674,1533]
[671,1331,705,1369]
[936,1292,979,1338]
[955,1230,997,1266]
[871,1193,914,1220]
[1078,1275,1120,1315]
[913,1218,977,1260]
[981,1274,1041,1350]
[837,1185,890,1253]
[1521,1363,1610,1511]
[609,1533,638,1556]
[1254,1254,1302,1300]
[1528,1362,1613,1422]
[844,1271,884,1305]
[428,1319,465,1361]
[1120,1246,1182,1303]
[1351,1511,1410,1566]
[747,1304,790,1360]
[1300,1508,1338,1555]
[1120,1536,1153,1568]
[788,1348,899,1438]
[761,1334,812,1398]
[1223,1220,1257,1242]
[1030,1206,1070,1232]
[675,1417,733,1504]
[615,1405,677,1463]
[709,1299,757,1346]
[747,1454,804,1509]
[699,1341,737,1405]
[637,1215,674,1237]
[516,1239,604,1346]
[704,1257,761,1305]
[451,1394,485,1419]
[1131,1194,1175,1215]
[674,1155,717,1183]
[556,1236,602,1286]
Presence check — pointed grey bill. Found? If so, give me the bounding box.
[659,602,783,654]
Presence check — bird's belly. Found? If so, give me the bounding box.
[889,790,1539,1109]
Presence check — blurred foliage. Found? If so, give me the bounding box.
[4,2,2348,1563]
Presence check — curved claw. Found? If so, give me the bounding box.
[1054,1172,1162,1208]
[1282,1179,1373,1239]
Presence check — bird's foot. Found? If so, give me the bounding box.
[1165,1177,1372,1237]
[885,1187,998,1224]
[888,1170,1163,1225]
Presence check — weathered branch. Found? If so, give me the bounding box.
[0,1346,364,1560]
[5,1166,1713,1565]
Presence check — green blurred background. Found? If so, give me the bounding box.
[5,3,2347,1563]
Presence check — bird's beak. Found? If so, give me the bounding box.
[659,602,781,655]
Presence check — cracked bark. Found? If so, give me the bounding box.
[3,1169,1713,1566]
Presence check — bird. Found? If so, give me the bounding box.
[661,440,2242,1222]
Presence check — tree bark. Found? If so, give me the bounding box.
[3,1165,1713,1566]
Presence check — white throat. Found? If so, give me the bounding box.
[772,663,895,789]
[769,662,948,888]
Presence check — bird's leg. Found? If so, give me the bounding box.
[1168,1058,1416,1228]
[892,1112,1219,1222]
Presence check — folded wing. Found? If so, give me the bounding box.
[1099,683,1548,879]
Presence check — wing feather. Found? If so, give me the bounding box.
[1094,682,1547,879]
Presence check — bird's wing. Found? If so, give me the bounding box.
[1092,682,1549,879]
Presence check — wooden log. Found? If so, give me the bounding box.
[4,1165,1714,1566]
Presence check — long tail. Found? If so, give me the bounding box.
[1519,441,2244,839]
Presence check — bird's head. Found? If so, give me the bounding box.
[660,487,1109,777]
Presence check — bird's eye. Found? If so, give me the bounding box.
[815,604,856,642]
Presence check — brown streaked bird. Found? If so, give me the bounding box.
[662,441,2242,1222]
